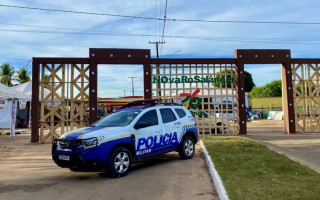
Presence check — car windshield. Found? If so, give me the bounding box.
[94,110,140,127]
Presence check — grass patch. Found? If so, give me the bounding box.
[202,136,320,200]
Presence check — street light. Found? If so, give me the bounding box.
[157,50,182,97]
[168,50,182,58]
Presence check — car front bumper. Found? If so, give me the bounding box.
[52,138,106,171]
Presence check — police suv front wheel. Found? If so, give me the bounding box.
[107,147,132,178]
[179,136,195,159]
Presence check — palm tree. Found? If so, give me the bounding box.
[0,63,15,86]
[17,68,31,84]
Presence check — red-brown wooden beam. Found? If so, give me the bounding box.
[89,60,98,125]
[282,63,296,133]
[31,59,40,142]
[89,48,150,64]
[151,58,237,64]
[143,63,152,99]
[31,58,89,63]
[234,52,247,135]
[291,59,320,64]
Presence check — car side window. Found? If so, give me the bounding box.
[160,108,177,123]
[175,108,186,118]
[134,110,158,129]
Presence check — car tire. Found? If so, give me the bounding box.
[178,136,195,159]
[107,147,132,178]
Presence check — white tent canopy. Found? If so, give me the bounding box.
[12,82,50,100]
[0,83,29,100]
[0,83,29,129]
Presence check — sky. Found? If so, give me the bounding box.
[1,0,320,97]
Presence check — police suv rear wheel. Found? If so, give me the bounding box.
[179,136,195,159]
[108,147,132,178]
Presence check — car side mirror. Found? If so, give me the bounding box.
[134,122,150,129]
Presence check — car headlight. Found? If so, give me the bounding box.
[82,137,104,148]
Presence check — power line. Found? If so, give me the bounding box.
[160,0,168,56]
[157,0,162,42]
[154,1,157,41]
[22,59,32,69]
[143,0,151,42]
[15,59,32,78]
[0,4,160,20]
[3,22,318,42]
[1,4,320,25]
[0,28,151,37]
[0,22,106,33]
[1,28,320,45]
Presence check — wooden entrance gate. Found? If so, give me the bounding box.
[31,48,319,143]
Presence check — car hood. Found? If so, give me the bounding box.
[60,126,130,140]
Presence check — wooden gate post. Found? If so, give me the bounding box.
[282,62,296,133]
[31,59,40,142]
[235,52,247,135]
[89,59,98,125]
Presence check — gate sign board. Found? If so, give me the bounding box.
[153,75,235,84]
[30,48,320,143]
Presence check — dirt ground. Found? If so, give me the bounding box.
[0,134,218,200]
[247,120,320,172]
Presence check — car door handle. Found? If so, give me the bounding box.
[155,130,161,133]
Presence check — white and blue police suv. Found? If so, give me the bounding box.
[52,102,198,177]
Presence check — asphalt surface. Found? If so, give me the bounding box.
[0,134,218,200]
[247,120,320,172]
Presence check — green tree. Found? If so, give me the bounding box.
[17,68,31,84]
[244,71,255,92]
[213,70,255,92]
[249,80,282,97]
[0,63,15,86]
[296,82,316,96]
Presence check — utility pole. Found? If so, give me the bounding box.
[149,41,165,97]
[123,89,126,97]
[149,41,165,59]
[128,77,137,96]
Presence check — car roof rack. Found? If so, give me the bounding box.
[117,99,160,110]
[117,99,181,110]
[157,103,181,106]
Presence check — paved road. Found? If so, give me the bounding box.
[0,134,218,200]
[247,120,320,172]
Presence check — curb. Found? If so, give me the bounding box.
[200,140,229,200]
